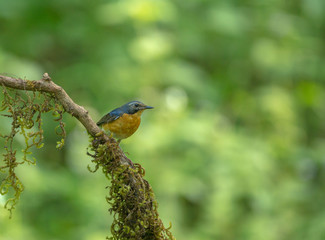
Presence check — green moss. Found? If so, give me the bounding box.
[88,137,175,240]
[0,84,175,239]
[0,86,66,217]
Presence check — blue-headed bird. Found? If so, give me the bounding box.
[97,101,153,142]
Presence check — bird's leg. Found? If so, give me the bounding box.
[95,131,104,137]
[104,131,113,138]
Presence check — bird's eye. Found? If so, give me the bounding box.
[134,103,140,108]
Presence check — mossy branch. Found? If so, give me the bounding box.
[0,73,100,137]
[0,73,174,240]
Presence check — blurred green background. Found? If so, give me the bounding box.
[1,0,325,239]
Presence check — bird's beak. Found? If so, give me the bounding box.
[145,105,154,109]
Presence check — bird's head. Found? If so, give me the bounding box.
[123,101,154,114]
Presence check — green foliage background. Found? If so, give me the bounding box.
[1,0,325,239]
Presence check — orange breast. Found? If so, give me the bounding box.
[102,111,143,140]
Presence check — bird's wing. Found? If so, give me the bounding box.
[96,110,121,126]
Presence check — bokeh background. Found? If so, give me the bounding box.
[1,0,325,239]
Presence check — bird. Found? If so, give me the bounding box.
[97,101,153,142]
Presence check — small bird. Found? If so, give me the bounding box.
[97,101,153,142]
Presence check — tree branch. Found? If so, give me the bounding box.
[0,73,102,138]
[0,73,174,239]
[0,73,135,168]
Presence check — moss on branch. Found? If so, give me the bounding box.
[0,74,174,239]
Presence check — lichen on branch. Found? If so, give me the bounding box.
[0,85,66,217]
[0,73,174,239]
[88,137,174,240]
